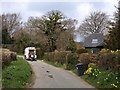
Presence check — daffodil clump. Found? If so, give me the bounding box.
[84,63,97,76]
[110,49,120,53]
[84,63,98,78]
[84,67,93,75]
[84,66,120,88]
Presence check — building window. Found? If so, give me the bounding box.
[92,39,98,43]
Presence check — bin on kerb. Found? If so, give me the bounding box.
[76,63,85,76]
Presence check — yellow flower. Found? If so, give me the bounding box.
[111,50,114,53]
[116,77,118,79]
[116,49,119,52]
[85,67,93,75]
[106,78,108,80]
[97,82,100,84]
[111,84,118,88]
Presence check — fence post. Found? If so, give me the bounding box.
[65,52,71,69]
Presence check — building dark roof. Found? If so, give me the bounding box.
[84,33,105,48]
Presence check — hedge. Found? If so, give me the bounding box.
[44,51,79,69]
[97,51,120,71]
[1,48,17,67]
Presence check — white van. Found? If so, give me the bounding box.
[24,47,37,61]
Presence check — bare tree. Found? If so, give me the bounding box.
[13,28,31,53]
[2,13,21,35]
[56,31,73,51]
[1,13,21,44]
[77,11,109,36]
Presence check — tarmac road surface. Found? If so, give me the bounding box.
[28,60,95,88]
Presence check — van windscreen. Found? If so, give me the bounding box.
[29,50,34,55]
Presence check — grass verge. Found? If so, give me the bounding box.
[2,57,32,88]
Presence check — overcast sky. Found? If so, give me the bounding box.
[0,0,118,22]
[0,0,119,41]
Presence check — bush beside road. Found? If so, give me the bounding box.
[1,48,17,68]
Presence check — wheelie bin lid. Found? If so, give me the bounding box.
[76,63,84,66]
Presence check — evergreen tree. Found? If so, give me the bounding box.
[2,28,12,44]
[105,1,120,50]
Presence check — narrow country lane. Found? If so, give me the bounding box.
[27,60,95,88]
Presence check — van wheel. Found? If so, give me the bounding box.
[33,59,37,61]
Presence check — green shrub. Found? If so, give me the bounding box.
[67,53,79,70]
[76,48,87,54]
[66,41,77,53]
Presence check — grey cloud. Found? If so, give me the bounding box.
[27,2,78,15]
